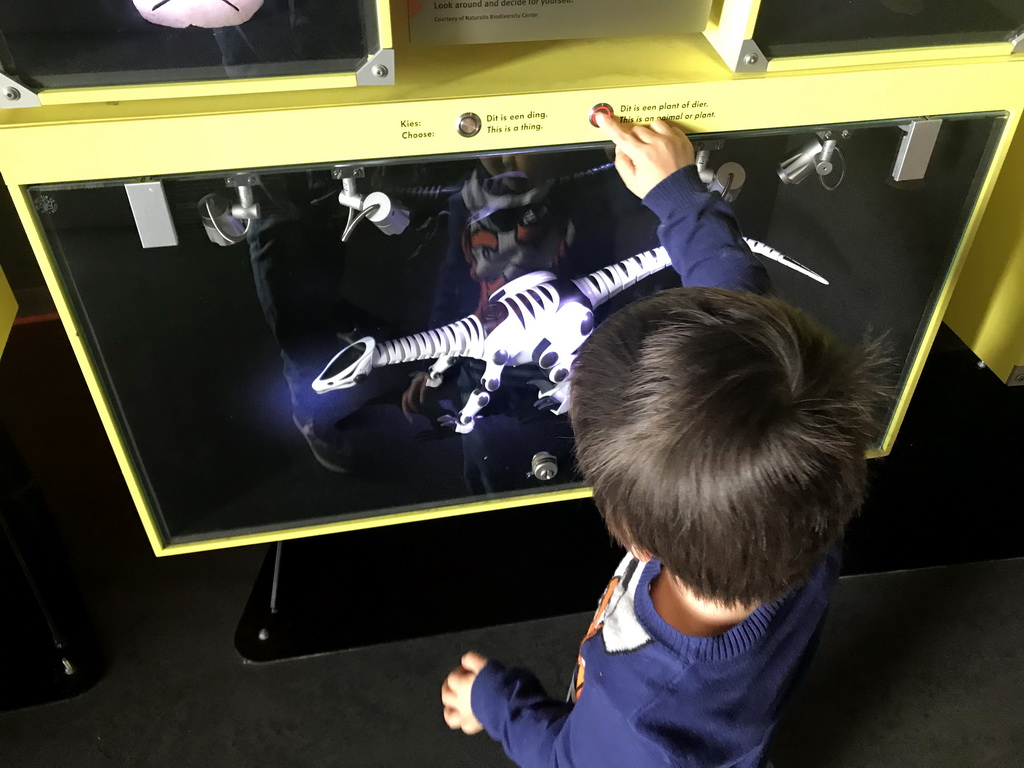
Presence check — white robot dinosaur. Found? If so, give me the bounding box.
[312,240,825,434]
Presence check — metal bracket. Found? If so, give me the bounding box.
[226,173,260,189]
[0,73,41,109]
[356,48,395,86]
[892,119,943,182]
[734,39,768,73]
[331,166,365,180]
[1007,365,1024,387]
[1010,27,1024,53]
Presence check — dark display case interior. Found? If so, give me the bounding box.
[32,113,1004,547]
[754,0,1023,58]
[0,0,378,89]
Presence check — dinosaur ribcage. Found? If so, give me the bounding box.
[498,282,562,335]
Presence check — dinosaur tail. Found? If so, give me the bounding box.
[372,315,486,367]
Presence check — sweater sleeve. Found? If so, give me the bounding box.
[472,662,675,768]
[471,662,576,768]
[642,165,770,295]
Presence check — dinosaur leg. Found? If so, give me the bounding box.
[426,355,459,387]
[438,387,493,434]
[533,351,577,415]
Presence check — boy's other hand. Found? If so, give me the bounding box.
[596,112,695,199]
[441,652,489,735]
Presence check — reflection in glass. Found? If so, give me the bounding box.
[0,0,377,89]
[33,114,1002,544]
[755,0,1023,58]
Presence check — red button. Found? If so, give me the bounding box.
[589,103,614,127]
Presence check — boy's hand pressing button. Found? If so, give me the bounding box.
[595,111,696,199]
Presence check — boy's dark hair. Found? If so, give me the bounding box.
[569,287,886,606]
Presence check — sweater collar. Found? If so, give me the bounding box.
[633,559,785,662]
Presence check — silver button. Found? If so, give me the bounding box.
[457,112,481,137]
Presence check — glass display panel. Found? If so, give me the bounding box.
[0,0,379,89]
[754,0,1023,58]
[32,113,1003,544]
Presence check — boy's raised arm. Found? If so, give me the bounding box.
[596,112,770,295]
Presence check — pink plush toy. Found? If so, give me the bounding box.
[133,0,264,29]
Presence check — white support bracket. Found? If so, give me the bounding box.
[892,119,943,182]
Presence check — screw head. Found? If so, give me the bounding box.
[841,130,851,139]
[743,52,759,66]
[258,628,270,641]
[371,64,389,79]
[530,452,558,481]
[534,463,556,481]
[3,87,21,101]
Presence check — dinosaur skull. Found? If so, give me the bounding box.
[133,0,264,29]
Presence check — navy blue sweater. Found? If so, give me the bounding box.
[469,166,830,768]
[472,549,839,768]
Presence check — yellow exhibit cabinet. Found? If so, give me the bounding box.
[0,266,16,358]
[1,23,1023,555]
[706,0,1024,72]
[945,120,1024,386]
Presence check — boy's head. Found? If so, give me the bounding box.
[569,288,886,607]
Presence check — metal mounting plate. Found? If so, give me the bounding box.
[0,74,41,109]
[125,182,179,249]
[892,119,943,182]
[356,49,395,87]
[734,39,768,73]
[1010,28,1024,53]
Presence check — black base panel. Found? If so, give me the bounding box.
[0,427,103,710]
[235,498,623,661]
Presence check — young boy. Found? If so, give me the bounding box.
[440,113,883,767]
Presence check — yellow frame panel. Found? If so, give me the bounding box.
[20,0,391,107]
[37,73,358,107]
[705,0,1020,72]
[0,265,16,359]
[3,57,1023,186]
[3,52,1023,554]
[946,119,1024,382]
